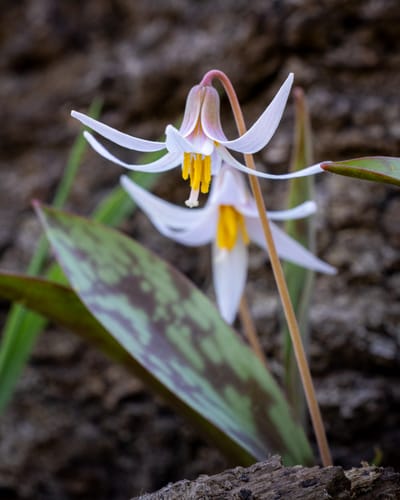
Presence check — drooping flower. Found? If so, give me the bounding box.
[71,73,324,207]
[120,165,336,324]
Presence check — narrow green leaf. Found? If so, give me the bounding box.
[283,88,315,423]
[54,98,103,209]
[321,156,400,187]
[0,100,102,412]
[34,203,314,465]
[0,100,161,413]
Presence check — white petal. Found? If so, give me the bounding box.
[166,125,214,156]
[178,85,203,136]
[237,200,317,220]
[210,150,222,175]
[218,146,324,179]
[71,111,165,152]
[267,201,317,220]
[247,219,336,274]
[203,74,293,153]
[165,125,196,153]
[84,132,181,172]
[212,238,248,324]
[121,175,209,229]
[150,207,217,246]
[208,165,249,207]
[199,86,228,143]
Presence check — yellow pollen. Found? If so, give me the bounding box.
[216,205,250,251]
[181,153,212,194]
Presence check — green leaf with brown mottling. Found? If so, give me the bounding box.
[321,156,400,187]
[33,203,314,465]
[0,272,258,463]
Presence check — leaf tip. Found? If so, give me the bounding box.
[320,161,333,171]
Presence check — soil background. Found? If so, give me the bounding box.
[0,1,399,499]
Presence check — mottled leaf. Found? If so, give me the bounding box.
[283,88,315,423]
[0,272,253,462]
[34,203,314,466]
[321,156,400,187]
[0,273,247,458]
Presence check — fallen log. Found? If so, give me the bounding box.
[134,455,400,499]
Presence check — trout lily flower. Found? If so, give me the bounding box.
[120,165,336,324]
[71,73,323,207]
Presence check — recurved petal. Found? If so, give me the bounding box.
[212,238,248,324]
[121,175,209,229]
[71,111,166,152]
[84,132,181,172]
[247,219,336,274]
[238,200,317,220]
[217,146,325,179]
[202,74,294,153]
[267,201,317,220]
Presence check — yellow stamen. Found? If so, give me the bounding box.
[201,155,212,193]
[192,153,202,191]
[181,152,212,198]
[182,152,191,180]
[216,205,250,250]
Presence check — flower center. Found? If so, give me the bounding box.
[216,205,250,251]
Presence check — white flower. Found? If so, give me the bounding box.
[71,73,324,207]
[120,165,336,324]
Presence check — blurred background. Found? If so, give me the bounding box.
[0,1,399,499]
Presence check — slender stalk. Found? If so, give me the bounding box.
[202,70,332,466]
[238,296,269,368]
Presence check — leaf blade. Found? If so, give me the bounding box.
[34,203,314,465]
[321,156,400,187]
[282,88,316,424]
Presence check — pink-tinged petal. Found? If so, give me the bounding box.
[203,74,294,153]
[121,175,209,229]
[71,111,165,152]
[83,132,181,172]
[166,125,214,156]
[200,86,228,143]
[178,85,203,136]
[217,145,324,179]
[188,130,215,155]
[212,238,248,324]
[247,219,336,274]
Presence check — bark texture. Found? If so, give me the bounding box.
[134,456,400,499]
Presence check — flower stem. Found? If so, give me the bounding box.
[204,69,332,467]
